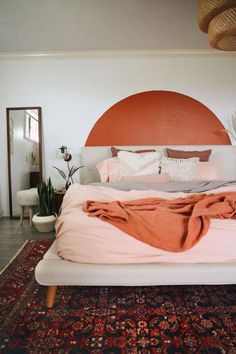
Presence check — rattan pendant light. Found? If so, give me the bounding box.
[198,0,236,51]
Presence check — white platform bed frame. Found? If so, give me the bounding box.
[35,145,236,308]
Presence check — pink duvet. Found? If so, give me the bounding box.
[55,183,236,264]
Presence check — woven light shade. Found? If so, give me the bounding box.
[198,0,236,32]
[208,7,236,50]
[198,0,236,51]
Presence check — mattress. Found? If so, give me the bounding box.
[55,183,236,264]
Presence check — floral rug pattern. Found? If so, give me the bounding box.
[0,240,235,353]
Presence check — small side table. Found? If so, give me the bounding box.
[55,190,66,214]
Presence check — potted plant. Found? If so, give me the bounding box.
[53,146,83,191]
[32,178,57,232]
[53,164,83,190]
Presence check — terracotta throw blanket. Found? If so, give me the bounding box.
[83,192,236,252]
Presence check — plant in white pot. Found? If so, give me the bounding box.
[32,178,57,232]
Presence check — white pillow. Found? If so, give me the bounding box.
[117,151,161,180]
[160,156,199,182]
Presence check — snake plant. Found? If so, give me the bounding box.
[37,178,56,216]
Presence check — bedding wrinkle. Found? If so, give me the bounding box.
[83,192,236,252]
[86,200,129,222]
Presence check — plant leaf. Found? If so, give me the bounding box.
[53,166,67,180]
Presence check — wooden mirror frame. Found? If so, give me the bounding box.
[6,107,43,218]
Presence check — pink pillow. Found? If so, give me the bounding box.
[195,162,222,181]
[96,157,120,182]
[122,173,171,183]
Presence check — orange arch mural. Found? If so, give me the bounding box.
[85,91,231,146]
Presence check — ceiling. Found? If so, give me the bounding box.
[0,0,211,53]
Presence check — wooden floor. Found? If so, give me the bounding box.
[0,217,54,271]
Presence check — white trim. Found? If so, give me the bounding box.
[0,49,236,59]
[2,210,10,217]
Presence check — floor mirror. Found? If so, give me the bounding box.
[6,107,42,218]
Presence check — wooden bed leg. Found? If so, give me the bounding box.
[46,286,57,308]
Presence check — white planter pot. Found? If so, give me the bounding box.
[32,214,57,233]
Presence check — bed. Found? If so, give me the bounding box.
[35,91,236,308]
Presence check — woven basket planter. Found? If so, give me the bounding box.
[208,7,236,50]
[198,0,236,32]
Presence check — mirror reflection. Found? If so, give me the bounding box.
[7,107,42,218]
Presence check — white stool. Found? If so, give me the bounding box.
[16,188,38,226]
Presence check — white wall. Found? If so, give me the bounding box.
[0,52,236,216]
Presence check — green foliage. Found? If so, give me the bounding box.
[37,178,56,216]
[53,163,83,190]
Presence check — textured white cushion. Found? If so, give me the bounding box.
[160,157,199,181]
[117,151,161,180]
[16,188,38,206]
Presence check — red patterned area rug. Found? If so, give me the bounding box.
[0,240,235,354]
